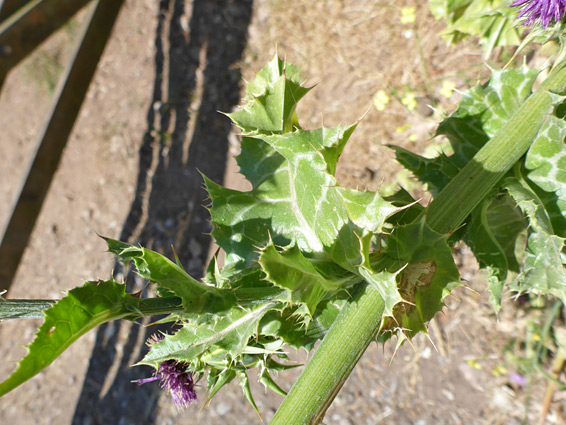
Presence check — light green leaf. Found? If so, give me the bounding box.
[228,55,311,134]
[393,66,539,195]
[258,297,348,351]
[105,238,218,310]
[357,267,402,321]
[505,176,554,233]
[391,65,566,311]
[437,65,538,164]
[0,280,141,396]
[518,232,566,301]
[466,193,527,311]
[525,115,566,232]
[486,267,505,314]
[238,370,260,415]
[259,241,357,317]
[336,187,398,234]
[505,177,566,301]
[259,366,287,396]
[206,124,397,274]
[429,0,522,56]
[383,221,461,337]
[129,55,430,407]
[206,367,237,402]
[138,301,279,368]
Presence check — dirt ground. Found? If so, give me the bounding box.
[0,0,564,424]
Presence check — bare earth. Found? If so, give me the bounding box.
[0,1,563,424]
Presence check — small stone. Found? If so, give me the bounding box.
[491,386,513,411]
[441,389,455,401]
[421,346,432,359]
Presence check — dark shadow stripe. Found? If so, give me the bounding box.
[71,1,253,423]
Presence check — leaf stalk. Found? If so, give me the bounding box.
[0,296,183,320]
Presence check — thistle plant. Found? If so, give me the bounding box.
[1,4,566,423]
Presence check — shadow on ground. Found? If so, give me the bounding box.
[72,1,253,423]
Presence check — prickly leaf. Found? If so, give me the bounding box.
[0,280,141,396]
[228,55,311,134]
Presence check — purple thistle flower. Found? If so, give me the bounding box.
[510,0,566,28]
[132,335,197,408]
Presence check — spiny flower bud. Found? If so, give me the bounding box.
[510,0,566,28]
[131,335,197,408]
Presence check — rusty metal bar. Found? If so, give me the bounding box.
[0,0,125,292]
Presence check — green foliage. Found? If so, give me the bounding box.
[382,221,460,339]
[428,0,566,58]
[0,55,471,409]
[429,0,522,56]
[505,175,566,302]
[105,238,219,309]
[0,280,142,396]
[134,56,417,405]
[525,115,566,226]
[227,57,309,134]
[109,56,461,407]
[5,54,564,418]
[392,64,566,311]
[393,66,539,191]
[0,56,412,405]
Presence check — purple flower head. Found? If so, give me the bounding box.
[510,0,566,28]
[132,335,197,408]
[509,371,529,387]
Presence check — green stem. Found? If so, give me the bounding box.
[271,60,566,424]
[270,281,384,425]
[0,286,288,320]
[426,60,566,234]
[0,296,184,320]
